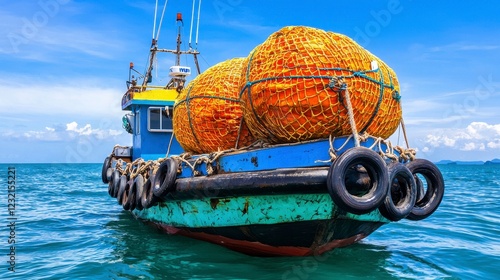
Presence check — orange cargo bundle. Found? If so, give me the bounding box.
[239,26,402,143]
[173,57,254,154]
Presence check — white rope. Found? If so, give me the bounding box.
[400,117,410,149]
[188,0,196,48]
[165,129,175,157]
[195,0,202,47]
[152,0,158,39]
[155,0,168,41]
[342,87,360,147]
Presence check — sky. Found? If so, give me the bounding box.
[0,0,499,163]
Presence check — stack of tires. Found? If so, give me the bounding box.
[101,157,179,211]
[325,147,445,221]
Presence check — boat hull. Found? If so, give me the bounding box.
[132,183,389,256]
[108,138,402,256]
[143,217,384,257]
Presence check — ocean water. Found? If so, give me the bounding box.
[0,163,499,280]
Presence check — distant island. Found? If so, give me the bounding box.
[435,158,500,165]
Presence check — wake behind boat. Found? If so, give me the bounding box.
[100,1,444,257]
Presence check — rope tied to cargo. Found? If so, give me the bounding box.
[323,134,356,162]
[171,151,225,176]
[115,159,125,174]
[393,90,401,101]
[130,159,155,179]
[323,133,418,163]
[328,77,360,147]
[394,146,417,161]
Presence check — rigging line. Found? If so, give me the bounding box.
[154,55,158,78]
[198,53,210,68]
[155,0,168,41]
[189,0,196,48]
[152,0,158,39]
[195,0,202,47]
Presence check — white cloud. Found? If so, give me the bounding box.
[487,140,500,149]
[66,121,122,140]
[424,122,500,152]
[462,142,476,151]
[3,121,123,142]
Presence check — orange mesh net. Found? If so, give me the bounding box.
[173,57,255,154]
[239,26,402,143]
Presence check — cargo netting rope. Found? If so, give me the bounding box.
[239,26,402,145]
[173,58,255,154]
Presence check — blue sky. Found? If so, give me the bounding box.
[1,0,499,163]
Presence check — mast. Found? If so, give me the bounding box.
[141,38,157,89]
[160,12,200,91]
[134,2,202,91]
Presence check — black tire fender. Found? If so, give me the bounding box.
[112,170,121,198]
[121,190,130,211]
[125,179,136,211]
[141,174,158,209]
[153,158,179,199]
[405,159,445,220]
[117,175,129,205]
[101,157,111,184]
[134,175,145,211]
[106,167,114,182]
[327,147,389,215]
[379,162,417,221]
[107,168,118,197]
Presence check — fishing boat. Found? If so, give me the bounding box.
[101,1,445,257]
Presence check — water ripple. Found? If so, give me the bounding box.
[0,163,498,279]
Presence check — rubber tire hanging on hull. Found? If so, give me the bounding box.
[107,168,114,197]
[106,167,114,183]
[379,162,417,221]
[124,179,137,211]
[153,158,179,199]
[112,170,121,198]
[108,170,120,198]
[117,175,129,205]
[405,159,445,220]
[101,157,111,184]
[141,174,157,209]
[327,147,389,215]
[133,175,145,211]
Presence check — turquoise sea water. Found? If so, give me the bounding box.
[0,163,499,279]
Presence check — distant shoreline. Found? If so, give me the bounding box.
[435,159,500,165]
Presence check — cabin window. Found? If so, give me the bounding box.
[148,107,173,132]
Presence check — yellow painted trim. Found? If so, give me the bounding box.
[133,88,178,101]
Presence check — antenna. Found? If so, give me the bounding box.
[195,0,202,47]
[189,0,195,49]
[140,1,202,89]
[155,0,168,41]
[152,0,158,39]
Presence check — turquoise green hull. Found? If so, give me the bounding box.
[130,191,390,256]
[133,193,390,228]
